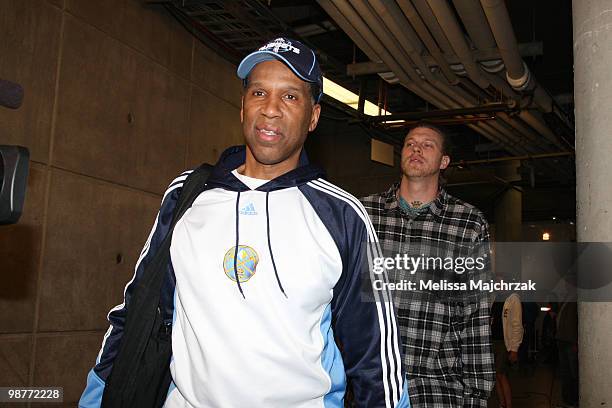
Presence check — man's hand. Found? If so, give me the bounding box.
[508,351,519,364]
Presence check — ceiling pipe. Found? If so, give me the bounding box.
[323,0,442,103]
[452,0,496,49]
[519,110,568,150]
[484,70,521,101]
[345,0,463,108]
[448,151,574,167]
[327,4,554,194]
[318,0,522,154]
[381,6,425,55]
[415,0,544,154]
[442,78,540,154]
[424,3,562,152]
[451,0,505,73]
[317,0,380,65]
[476,122,526,155]
[425,0,490,89]
[411,0,455,55]
[497,112,551,151]
[319,0,536,157]
[365,103,516,123]
[479,0,527,85]
[433,75,536,154]
[366,0,438,84]
[395,0,458,85]
[337,0,421,84]
[457,78,494,102]
[360,0,523,152]
[495,116,547,154]
[479,0,553,113]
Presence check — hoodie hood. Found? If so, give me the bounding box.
[206,145,326,192]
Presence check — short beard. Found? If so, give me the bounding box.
[401,161,439,179]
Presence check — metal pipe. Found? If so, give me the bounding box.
[479,0,526,83]
[448,151,574,167]
[479,0,556,114]
[495,116,546,154]
[484,70,521,101]
[452,0,496,49]
[344,0,466,113]
[344,1,424,85]
[367,0,436,83]
[318,0,526,156]
[411,0,455,55]
[376,4,425,55]
[395,0,458,84]
[452,0,505,73]
[317,0,381,63]
[476,122,526,154]
[328,0,556,159]
[365,103,516,122]
[519,110,567,150]
[322,0,444,106]
[427,64,534,155]
[458,78,494,102]
[426,0,490,89]
[378,117,498,128]
[497,112,549,152]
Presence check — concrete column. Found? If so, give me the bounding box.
[494,161,522,282]
[494,160,522,243]
[573,0,612,405]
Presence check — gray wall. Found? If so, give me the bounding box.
[307,108,402,198]
[0,0,243,404]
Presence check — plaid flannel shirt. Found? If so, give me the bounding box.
[360,183,495,408]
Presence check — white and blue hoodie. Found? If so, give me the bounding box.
[80,146,409,408]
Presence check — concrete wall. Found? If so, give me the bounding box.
[0,0,242,404]
[307,106,402,198]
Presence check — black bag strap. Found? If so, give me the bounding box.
[169,163,214,227]
[102,163,213,407]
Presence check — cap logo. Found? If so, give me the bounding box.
[260,38,300,54]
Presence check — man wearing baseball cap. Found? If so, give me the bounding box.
[80,37,409,408]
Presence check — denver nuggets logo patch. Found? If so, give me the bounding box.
[223,245,259,283]
[259,38,300,54]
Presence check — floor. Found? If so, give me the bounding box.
[487,360,568,408]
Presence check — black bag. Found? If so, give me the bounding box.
[102,163,213,408]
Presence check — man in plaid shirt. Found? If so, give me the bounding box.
[361,123,495,407]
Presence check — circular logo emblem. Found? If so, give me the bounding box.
[223,245,259,283]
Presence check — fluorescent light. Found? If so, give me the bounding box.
[540,306,551,312]
[323,77,392,117]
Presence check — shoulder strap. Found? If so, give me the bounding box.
[102,163,213,408]
[170,163,213,227]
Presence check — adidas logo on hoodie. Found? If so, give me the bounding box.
[239,203,257,216]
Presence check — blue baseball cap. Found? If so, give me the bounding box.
[237,37,323,103]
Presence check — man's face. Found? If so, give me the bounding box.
[241,60,321,172]
[400,127,450,178]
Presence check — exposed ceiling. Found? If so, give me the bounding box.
[150,0,576,222]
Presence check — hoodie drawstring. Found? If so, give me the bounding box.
[233,191,245,298]
[266,191,287,298]
[233,190,287,298]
